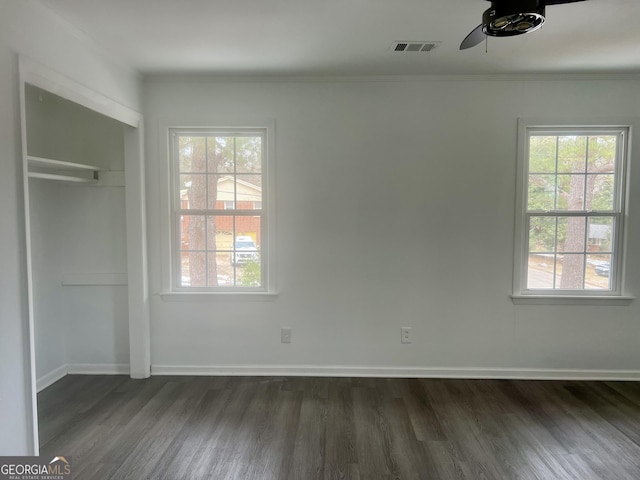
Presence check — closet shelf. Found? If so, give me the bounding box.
[28,171,96,183]
[28,155,101,171]
[26,155,124,186]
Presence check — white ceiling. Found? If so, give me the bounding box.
[37,0,640,77]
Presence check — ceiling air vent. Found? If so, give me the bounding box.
[392,41,441,53]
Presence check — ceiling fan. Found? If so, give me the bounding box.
[460,0,587,50]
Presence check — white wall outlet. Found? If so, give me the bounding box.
[401,327,412,344]
[281,327,292,344]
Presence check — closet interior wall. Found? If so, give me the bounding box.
[25,84,130,387]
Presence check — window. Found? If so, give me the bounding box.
[514,121,629,298]
[170,129,268,291]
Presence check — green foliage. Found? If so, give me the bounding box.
[529,217,557,253]
[528,174,556,211]
[178,135,262,175]
[557,136,586,173]
[237,259,261,287]
[529,136,556,173]
[588,135,617,171]
[527,134,617,213]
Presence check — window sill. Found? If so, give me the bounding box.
[159,291,279,302]
[511,295,634,306]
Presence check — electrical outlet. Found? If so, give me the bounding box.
[401,327,412,344]
[281,327,292,344]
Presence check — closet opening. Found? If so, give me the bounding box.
[20,59,149,455]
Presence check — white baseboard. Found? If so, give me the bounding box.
[151,364,640,381]
[38,364,640,390]
[36,364,68,392]
[67,363,130,375]
[37,363,131,392]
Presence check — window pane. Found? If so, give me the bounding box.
[208,215,234,286]
[556,174,585,211]
[529,217,556,253]
[527,253,557,289]
[588,174,615,211]
[216,263,235,286]
[206,252,228,287]
[180,215,205,250]
[587,254,611,290]
[234,217,261,252]
[209,174,234,209]
[181,251,205,287]
[236,253,262,287]
[235,175,262,210]
[558,216,586,253]
[208,136,235,173]
[179,136,206,173]
[557,136,586,173]
[180,174,206,209]
[528,174,556,211]
[558,254,585,289]
[587,136,617,173]
[529,136,556,173]
[236,136,262,173]
[230,229,261,287]
[588,217,613,252]
[207,215,234,252]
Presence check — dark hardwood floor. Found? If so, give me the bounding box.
[38,375,640,479]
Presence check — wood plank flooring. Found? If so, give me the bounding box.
[38,375,640,479]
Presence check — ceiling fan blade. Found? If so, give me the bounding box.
[546,0,587,5]
[460,25,485,50]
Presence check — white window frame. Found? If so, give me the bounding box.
[160,121,276,299]
[513,118,633,305]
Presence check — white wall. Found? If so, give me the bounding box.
[28,180,67,380]
[27,172,131,382]
[145,77,640,375]
[0,0,140,455]
[59,185,130,368]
